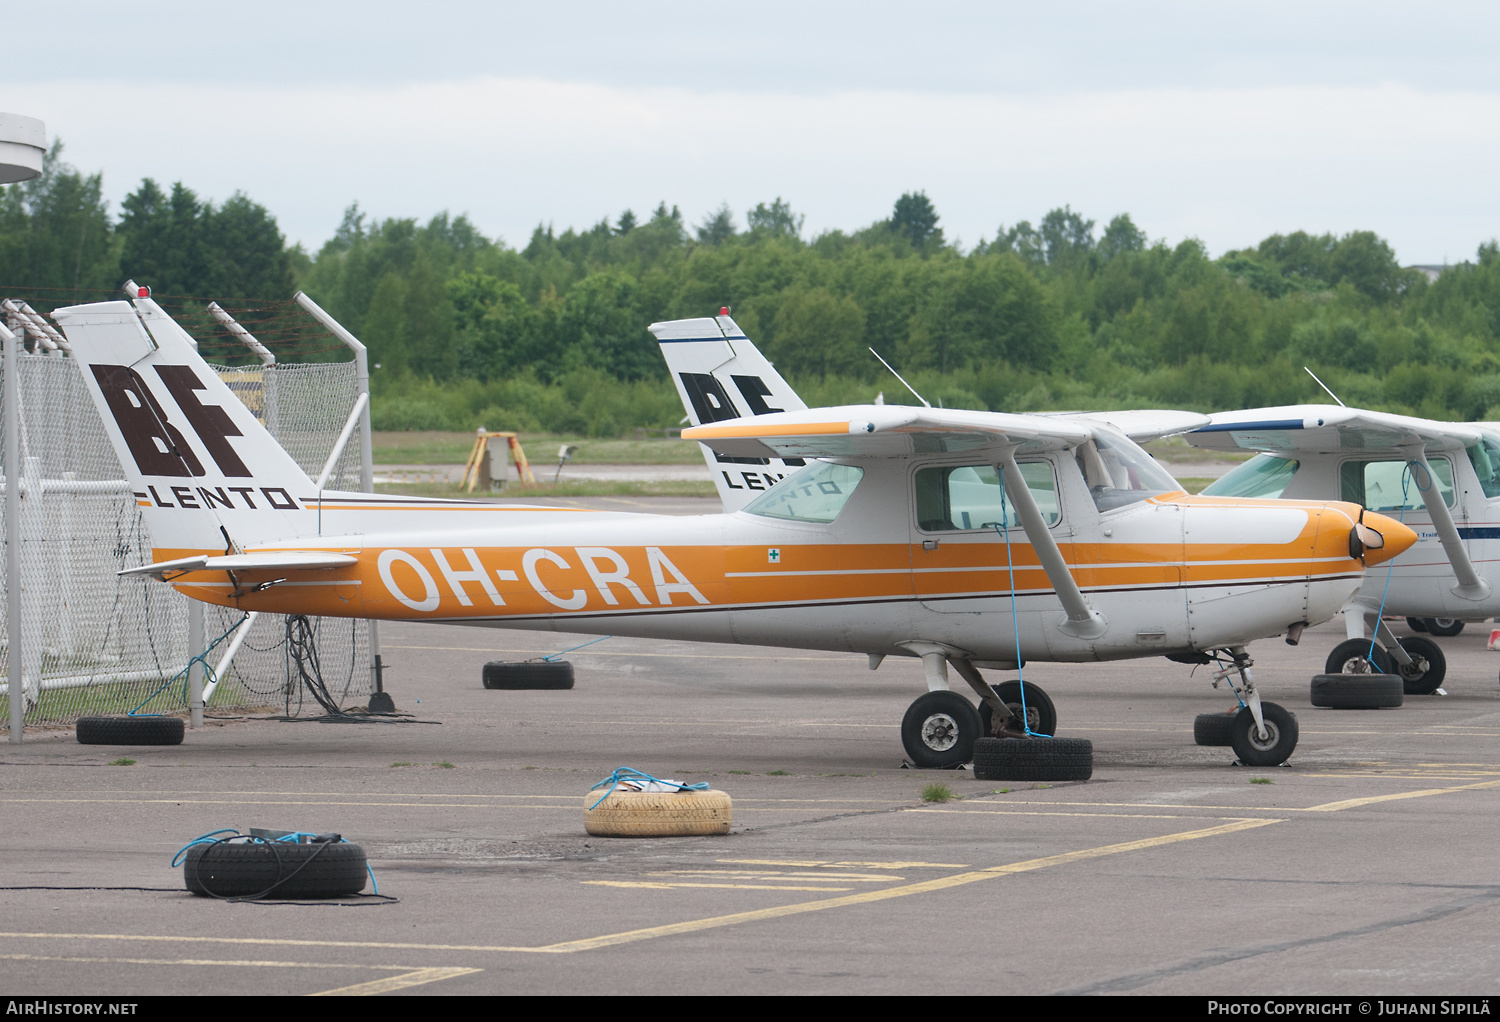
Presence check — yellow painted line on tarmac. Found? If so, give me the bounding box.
[0,931,555,955]
[308,966,481,996]
[1304,777,1500,812]
[717,859,967,869]
[538,818,1280,953]
[907,809,1211,820]
[585,881,855,892]
[649,871,901,881]
[0,952,408,971]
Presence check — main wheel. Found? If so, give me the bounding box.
[1325,639,1393,676]
[1230,702,1298,767]
[901,691,982,769]
[482,661,574,690]
[1310,673,1403,708]
[184,840,367,898]
[1193,710,1238,747]
[972,737,1093,781]
[1424,618,1465,637]
[1405,617,1429,633]
[977,680,1058,737]
[1393,636,1446,695]
[76,715,184,746]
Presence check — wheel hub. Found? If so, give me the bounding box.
[920,713,960,751]
[1247,720,1281,752]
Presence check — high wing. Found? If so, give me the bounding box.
[687,405,1124,639]
[1187,404,1482,454]
[1186,404,1490,601]
[682,404,1093,460]
[1044,409,1210,444]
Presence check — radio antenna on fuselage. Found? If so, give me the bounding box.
[869,347,930,408]
[1304,367,1347,408]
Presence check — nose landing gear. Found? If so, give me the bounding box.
[1207,647,1299,767]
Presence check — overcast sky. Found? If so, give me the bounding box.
[4,2,1497,262]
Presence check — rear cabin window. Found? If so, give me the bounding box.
[1339,458,1454,511]
[743,462,864,523]
[914,462,1059,532]
[1200,454,1301,499]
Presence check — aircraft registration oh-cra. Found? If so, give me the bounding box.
[49,295,1417,769]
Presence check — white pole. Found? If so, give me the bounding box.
[187,600,203,729]
[4,321,21,742]
[293,292,385,702]
[203,611,257,704]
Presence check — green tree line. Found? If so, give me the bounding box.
[4,144,1500,434]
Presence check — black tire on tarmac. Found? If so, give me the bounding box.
[1309,673,1404,709]
[482,661,575,690]
[75,715,184,746]
[1393,636,1446,695]
[978,680,1058,737]
[1229,702,1299,767]
[184,841,367,898]
[1424,618,1465,637]
[900,690,982,769]
[1405,617,1429,633]
[1324,638,1393,676]
[1193,711,1238,747]
[972,737,1093,782]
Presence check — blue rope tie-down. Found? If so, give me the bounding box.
[170,828,382,895]
[992,472,1052,739]
[587,767,710,810]
[127,612,250,717]
[537,635,610,662]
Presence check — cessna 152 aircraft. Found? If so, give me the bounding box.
[49,296,1417,769]
[1186,404,1500,693]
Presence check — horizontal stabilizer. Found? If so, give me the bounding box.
[120,550,358,578]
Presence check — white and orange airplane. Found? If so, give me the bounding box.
[51,295,1417,768]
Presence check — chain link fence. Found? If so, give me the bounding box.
[0,318,373,730]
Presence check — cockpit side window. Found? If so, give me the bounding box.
[914,462,1059,532]
[1468,436,1500,498]
[1339,457,1454,511]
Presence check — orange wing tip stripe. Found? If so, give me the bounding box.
[683,420,871,440]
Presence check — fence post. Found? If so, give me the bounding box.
[293,292,389,711]
[4,322,21,741]
[187,600,204,729]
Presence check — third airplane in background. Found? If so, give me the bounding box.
[1187,404,1500,694]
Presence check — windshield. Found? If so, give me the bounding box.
[743,461,865,523]
[1073,429,1182,511]
[1201,454,1301,499]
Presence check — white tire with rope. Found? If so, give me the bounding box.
[583,788,732,837]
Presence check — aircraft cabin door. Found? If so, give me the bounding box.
[909,458,1065,615]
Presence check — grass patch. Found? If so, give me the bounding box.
[765,770,792,776]
[374,479,717,499]
[1249,777,1274,785]
[389,761,414,767]
[727,770,750,775]
[433,761,456,769]
[107,757,136,766]
[373,432,701,466]
[991,787,1011,794]
[921,782,955,803]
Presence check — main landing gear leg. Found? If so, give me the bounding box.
[1211,646,1299,767]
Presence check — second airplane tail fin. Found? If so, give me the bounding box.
[649,311,809,511]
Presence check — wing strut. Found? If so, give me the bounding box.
[1400,441,1492,602]
[998,450,1108,639]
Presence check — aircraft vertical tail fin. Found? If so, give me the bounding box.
[52,296,322,557]
[649,312,809,511]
